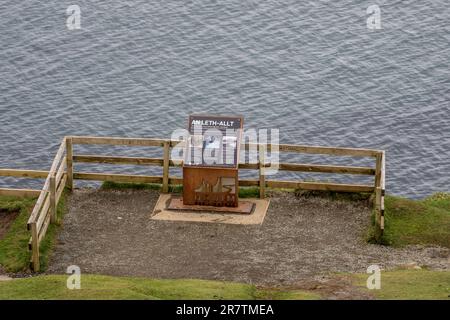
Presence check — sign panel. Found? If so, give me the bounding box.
[184,114,243,168]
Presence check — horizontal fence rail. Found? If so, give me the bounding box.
[0,135,386,271]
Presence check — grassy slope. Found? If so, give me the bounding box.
[0,271,448,300]
[0,275,319,300]
[351,270,450,300]
[379,192,450,247]
[0,196,36,272]
[0,193,67,272]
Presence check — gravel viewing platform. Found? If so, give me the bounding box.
[47,189,449,285]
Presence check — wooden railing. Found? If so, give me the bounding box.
[0,135,386,271]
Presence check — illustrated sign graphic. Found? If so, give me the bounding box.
[184,114,243,168]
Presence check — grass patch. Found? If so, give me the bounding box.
[0,275,320,300]
[101,181,183,193]
[368,192,450,247]
[101,181,261,199]
[294,189,373,202]
[0,192,68,272]
[351,270,450,300]
[1,271,447,300]
[0,196,36,272]
[238,187,260,198]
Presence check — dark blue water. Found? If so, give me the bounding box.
[0,1,449,198]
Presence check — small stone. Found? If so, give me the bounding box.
[413,266,422,270]
[402,262,419,269]
[0,275,13,281]
[117,217,123,220]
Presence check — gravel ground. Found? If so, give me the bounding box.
[47,189,449,286]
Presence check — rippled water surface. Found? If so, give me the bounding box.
[0,1,449,198]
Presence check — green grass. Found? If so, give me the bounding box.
[0,192,67,272]
[294,189,373,202]
[351,270,450,300]
[101,181,183,193]
[0,196,36,272]
[369,192,450,247]
[1,270,448,300]
[238,187,260,198]
[101,181,261,199]
[0,275,320,300]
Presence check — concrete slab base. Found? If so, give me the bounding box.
[151,194,270,225]
[167,196,254,214]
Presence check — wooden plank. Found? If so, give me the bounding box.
[66,137,73,190]
[0,169,48,179]
[71,136,166,147]
[277,163,375,175]
[27,188,48,227]
[238,162,375,174]
[30,222,40,272]
[36,193,50,233]
[29,139,66,226]
[375,187,382,210]
[71,173,374,193]
[55,157,66,186]
[50,173,57,223]
[70,136,381,157]
[245,143,380,157]
[374,152,382,188]
[278,144,380,157]
[170,140,187,148]
[49,138,66,173]
[74,172,163,184]
[162,141,170,193]
[266,180,375,193]
[375,186,382,229]
[38,208,51,245]
[0,188,41,198]
[374,152,383,231]
[238,179,262,187]
[74,155,164,166]
[74,155,184,167]
[380,151,386,191]
[238,163,259,170]
[56,175,67,204]
[259,145,265,199]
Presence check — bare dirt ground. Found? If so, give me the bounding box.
[0,208,19,240]
[47,189,449,288]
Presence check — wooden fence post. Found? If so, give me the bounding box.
[380,151,386,233]
[162,141,170,193]
[259,144,265,199]
[50,172,57,223]
[66,137,74,190]
[374,152,383,230]
[30,222,40,272]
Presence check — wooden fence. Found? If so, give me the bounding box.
[0,135,386,271]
